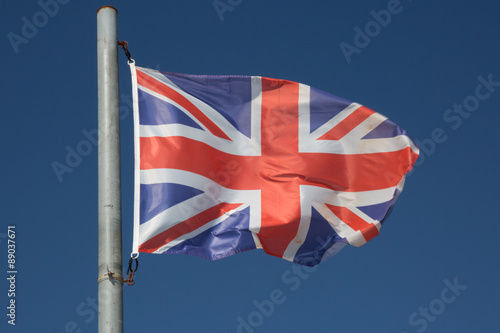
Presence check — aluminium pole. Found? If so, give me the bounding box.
[97,6,123,333]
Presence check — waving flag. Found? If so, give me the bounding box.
[130,64,419,266]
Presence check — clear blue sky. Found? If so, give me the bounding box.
[2,1,499,332]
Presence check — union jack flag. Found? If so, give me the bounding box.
[130,64,419,266]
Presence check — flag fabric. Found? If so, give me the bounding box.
[130,63,419,266]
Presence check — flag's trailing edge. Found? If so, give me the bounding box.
[130,63,419,266]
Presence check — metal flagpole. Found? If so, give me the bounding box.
[97,6,123,333]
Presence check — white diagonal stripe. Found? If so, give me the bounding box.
[137,67,261,155]
[139,169,261,247]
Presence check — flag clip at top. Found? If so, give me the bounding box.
[118,41,134,63]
